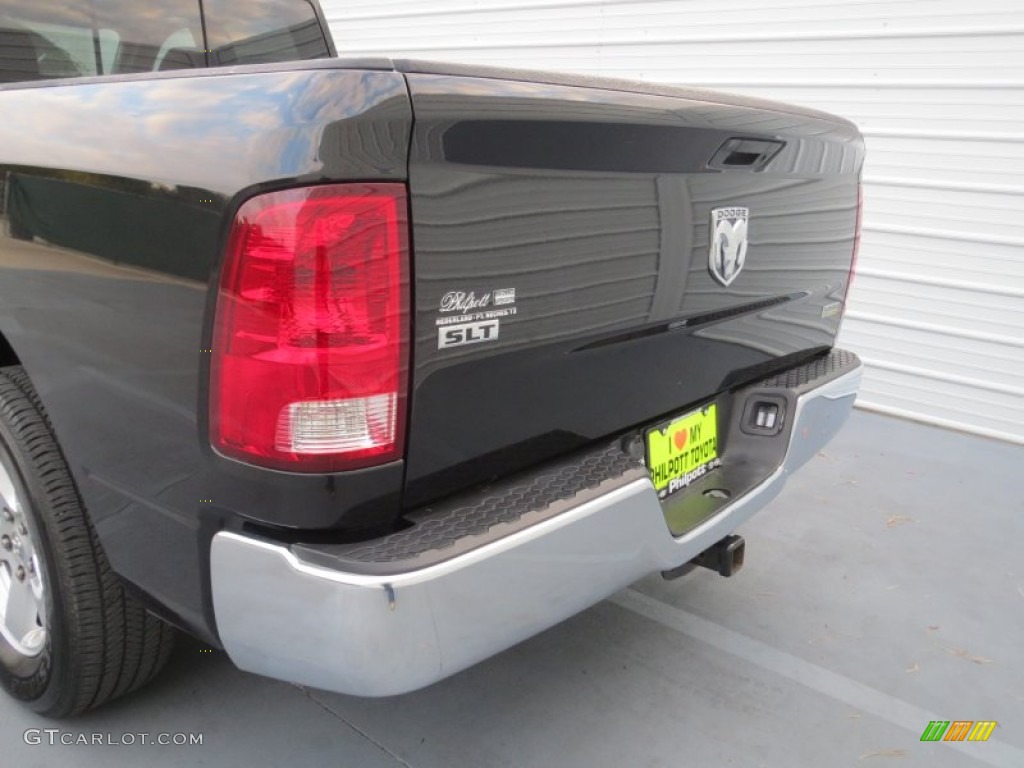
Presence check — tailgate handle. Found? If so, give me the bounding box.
[709,138,785,171]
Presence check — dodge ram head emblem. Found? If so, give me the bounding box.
[709,207,749,286]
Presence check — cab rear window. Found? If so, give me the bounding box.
[203,0,331,67]
[0,0,204,84]
[0,0,331,85]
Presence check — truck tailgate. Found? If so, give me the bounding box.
[398,63,863,507]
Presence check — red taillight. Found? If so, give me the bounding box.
[211,184,409,472]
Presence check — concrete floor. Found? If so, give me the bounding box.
[1,411,1022,767]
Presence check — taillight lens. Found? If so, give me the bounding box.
[211,184,409,472]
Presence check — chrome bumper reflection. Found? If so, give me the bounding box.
[211,363,861,696]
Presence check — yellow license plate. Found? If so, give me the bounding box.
[646,403,721,497]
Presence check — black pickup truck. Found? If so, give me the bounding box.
[0,0,863,716]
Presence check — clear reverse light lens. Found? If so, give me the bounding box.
[278,395,398,454]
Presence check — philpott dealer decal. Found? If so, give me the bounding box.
[436,289,517,349]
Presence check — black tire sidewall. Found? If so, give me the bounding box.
[0,388,75,714]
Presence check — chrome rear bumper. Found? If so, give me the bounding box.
[211,353,861,696]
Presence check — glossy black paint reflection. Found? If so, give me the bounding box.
[401,69,864,507]
[0,64,411,639]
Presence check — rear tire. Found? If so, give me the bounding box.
[0,366,174,717]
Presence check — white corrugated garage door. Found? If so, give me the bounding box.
[322,0,1024,444]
